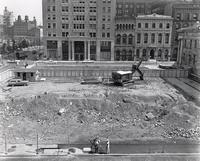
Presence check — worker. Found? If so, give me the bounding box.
[106,139,110,154]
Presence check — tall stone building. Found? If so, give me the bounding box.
[177,22,200,75]
[42,0,116,61]
[13,15,40,45]
[135,14,173,61]
[3,7,14,39]
[171,1,200,61]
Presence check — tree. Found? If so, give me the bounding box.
[19,39,29,49]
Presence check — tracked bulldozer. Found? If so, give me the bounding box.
[112,59,143,86]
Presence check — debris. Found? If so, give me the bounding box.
[145,112,155,121]
[58,108,66,116]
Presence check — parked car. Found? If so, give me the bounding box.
[7,79,29,86]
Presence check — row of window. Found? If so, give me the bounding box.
[176,13,199,21]
[116,34,133,45]
[137,22,170,29]
[183,39,199,49]
[137,33,170,44]
[116,24,135,30]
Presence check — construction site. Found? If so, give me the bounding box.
[0,60,200,157]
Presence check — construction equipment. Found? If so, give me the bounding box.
[112,59,144,86]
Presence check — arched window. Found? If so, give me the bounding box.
[158,33,162,44]
[138,23,141,28]
[165,49,169,60]
[116,24,119,30]
[123,24,126,30]
[142,49,147,58]
[136,49,140,58]
[122,50,127,61]
[158,49,162,58]
[165,33,170,44]
[129,24,131,30]
[116,34,121,44]
[132,24,134,29]
[128,34,133,45]
[144,33,148,44]
[122,34,127,44]
[119,24,122,30]
[126,24,128,30]
[151,33,155,44]
[159,23,163,28]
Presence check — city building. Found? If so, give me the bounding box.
[177,22,200,75]
[0,15,3,46]
[13,15,40,45]
[42,0,116,61]
[135,14,173,61]
[3,7,14,39]
[171,1,200,61]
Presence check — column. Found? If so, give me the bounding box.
[88,41,91,61]
[96,40,101,61]
[44,40,48,59]
[140,49,143,58]
[178,39,183,66]
[72,41,75,61]
[57,40,62,60]
[111,41,115,61]
[68,41,71,61]
[84,41,87,61]
[168,48,171,62]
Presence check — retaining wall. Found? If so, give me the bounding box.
[38,67,189,79]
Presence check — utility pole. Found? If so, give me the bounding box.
[36,133,39,155]
[4,134,7,155]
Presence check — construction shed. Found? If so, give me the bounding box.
[13,68,38,82]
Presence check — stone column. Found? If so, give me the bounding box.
[57,40,62,60]
[88,41,91,60]
[72,41,75,61]
[96,40,101,61]
[111,41,115,61]
[68,40,71,61]
[84,41,87,61]
[168,48,171,61]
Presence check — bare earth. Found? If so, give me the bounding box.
[0,78,200,145]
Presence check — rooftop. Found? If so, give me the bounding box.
[136,13,173,20]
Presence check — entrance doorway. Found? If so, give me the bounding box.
[150,49,155,59]
[23,73,27,80]
[74,41,84,61]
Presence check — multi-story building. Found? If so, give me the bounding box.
[177,22,200,75]
[42,0,116,61]
[3,7,14,39]
[171,1,200,61]
[0,15,3,46]
[13,15,40,45]
[114,0,171,61]
[135,14,173,61]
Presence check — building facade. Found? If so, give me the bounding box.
[135,14,173,61]
[42,0,116,61]
[171,1,200,61]
[0,15,3,46]
[177,22,200,75]
[3,7,14,40]
[13,15,40,45]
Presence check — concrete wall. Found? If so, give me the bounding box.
[38,68,188,79]
[0,69,14,83]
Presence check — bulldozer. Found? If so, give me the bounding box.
[111,59,143,86]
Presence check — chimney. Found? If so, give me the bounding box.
[25,15,29,22]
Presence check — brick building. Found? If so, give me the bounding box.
[42,0,116,61]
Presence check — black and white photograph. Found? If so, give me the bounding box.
[0,0,200,160]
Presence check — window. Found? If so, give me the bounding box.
[151,33,155,44]
[90,32,96,38]
[176,13,181,20]
[137,33,141,44]
[166,23,170,29]
[128,34,133,45]
[122,34,127,44]
[17,73,20,77]
[144,33,148,44]
[165,33,169,44]
[52,6,56,11]
[138,23,141,28]
[145,23,148,28]
[48,23,51,28]
[116,34,121,44]
[62,6,68,12]
[53,23,56,29]
[31,73,34,77]
[152,23,156,28]
[107,33,110,38]
[158,33,162,44]
[102,33,105,38]
[159,23,163,28]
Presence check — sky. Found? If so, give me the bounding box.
[0,0,42,25]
